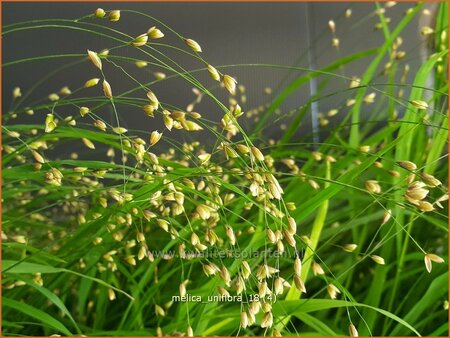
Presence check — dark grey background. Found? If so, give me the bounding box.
[2,2,435,143]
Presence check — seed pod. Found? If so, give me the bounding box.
[87,50,102,70]
[147,26,164,39]
[103,80,113,98]
[185,38,202,52]
[207,64,221,81]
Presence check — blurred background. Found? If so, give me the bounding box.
[3,2,436,145]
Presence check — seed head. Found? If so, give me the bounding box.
[349,323,359,337]
[225,225,236,245]
[31,150,45,164]
[250,146,264,162]
[113,127,127,134]
[294,275,306,293]
[287,217,297,235]
[370,255,385,265]
[241,261,251,279]
[103,80,113,98]
[424,253,445,273]
[312,261,325,275]
[421,173,442,187]
[421,26,434,36]
[327,283,341,299]
[223,75,237,95]
[397,160,417,171]
[261,311,273,328]
[328,20,336,33]
[45,114,57,133]
[108,288,116,301]
[84,78,100,88]
[410,99,428,109]
[417,201,434,212]
[150,131,162,146]
[108,10,121,22]
[283,229,296,248]
[13,87,22,98]
[132,34,148,47]
[185,38,202,52]
[207,64,221,81]
[308,179,320,190]
[345,9,352,18]
[147,26,164,39]
[87,50,102,70]
[294,256,302,276]
[94,120,107,131]
[155,304,165,317]
[381,209,392,225]
[220,266,231,286]
[240,311,249,328]
[82,138,95,150]
[365,180,381,194]
[95,8,105,18]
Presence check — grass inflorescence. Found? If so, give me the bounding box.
[2,3,448,337]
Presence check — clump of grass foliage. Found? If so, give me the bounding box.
[2,3,448,337]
